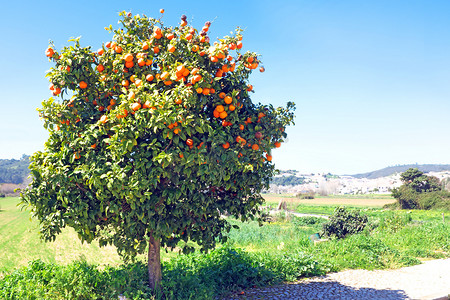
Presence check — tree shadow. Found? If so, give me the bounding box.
[227,280,411,299]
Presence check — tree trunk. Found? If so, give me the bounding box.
[148,234,162,291]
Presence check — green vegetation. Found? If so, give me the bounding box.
[391,168,450,210]
[352,164,450,179]
[270,175,305,186]
[321,207,368,239]
[0,155,30,184]
[1,196,449,299]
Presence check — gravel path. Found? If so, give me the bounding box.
[227,258,450,299]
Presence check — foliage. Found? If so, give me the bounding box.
[321,207,368,239]
[392,168,450,209]
[351,164,450,179]
[399,168,441,193]
[20,10,295,262]
[0,155,30,184]
[291,216,326,227]
[270,175,305,186]
[0,246,330,300]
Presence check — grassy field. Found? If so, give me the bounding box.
[1,195,449,299]
[263,193,396,213]
[0,197,124,275]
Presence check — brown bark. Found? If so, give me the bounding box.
[148,234,162,291]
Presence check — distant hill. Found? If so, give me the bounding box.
[351,164,450,179]
[0,155,30,184]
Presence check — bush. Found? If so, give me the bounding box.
[321,207,368,239]
[392,186,450,210]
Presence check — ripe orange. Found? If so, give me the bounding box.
[266,154,272,161]
[186,139,194,146]
[168,44,176,53]
[219,111,228,119]
[125,61,134,68]
[260,67,265,73]
[196,87,203,94]
[179,153,184,158]
[274,141,281,148]
[115,45,123,53]
[100,115,108,123]
[79,81,87,89]
[229,104,236,111]
[131,102,141,111]
[160,8,165,13]
[239,124,244,130]
[124,53,133,62]
[138,58,146,66]
[175,99,182,105]
[153,46,160,54]
[45,47,54,57]
[219,92,226,99]
[222,142,230,149]
[252,144,259,151]
[213,109,220,118]
[122,80,129,87]
[142,41,149,50]
[174,128,180,134]
[224,96,232,104]
[146,74,154,81]
[216,105,224,112]
[96,64,104,72]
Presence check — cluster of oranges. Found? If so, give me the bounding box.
[44,10,286,166]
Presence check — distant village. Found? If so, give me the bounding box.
[266,170,450,196]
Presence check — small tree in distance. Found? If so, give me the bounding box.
[21,10,295,290]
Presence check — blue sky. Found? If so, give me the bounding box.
[1,0,449,174]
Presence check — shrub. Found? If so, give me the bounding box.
[321,207,368,239]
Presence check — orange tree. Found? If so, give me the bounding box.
[21,10,295,290]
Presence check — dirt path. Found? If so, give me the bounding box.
[227,258,450,299]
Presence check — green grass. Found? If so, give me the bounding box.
[0,197,126,275]
[1,196,449,299]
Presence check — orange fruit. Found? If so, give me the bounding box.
[166,33,174,40]
[146,74,154,81]
[174,128,180,134]
[219,111,228,119]
[224,96,232,104]
[124,53,133,62]
[160,8,165,13]
[142,41,149,50]
[229,104,236,111]
[260,67,265,72]
[239,124,244,131]
[216,105,224,112]
[168,44,176,53]
[100,115,108,123]
[131,102,141,111]
[122,80,129,87]
[186,139,194,146]
[237,41,243,49]
[125,61,134,68]
[153,46,160,53]
[196,87,203,94]
[219,92,226,99]
[96,64,104,72]
[45,47,54,57]
[266,154,272,161]
[115,45,123,53]
[175,99,182,105]
[179,153,184,158]
[222,142,230,149]
[213,109,220,118]
[274,141,281,148]
[79,81,87,89]
[252,144,259,150]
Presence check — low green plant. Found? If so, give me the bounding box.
[321,207,368,239]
